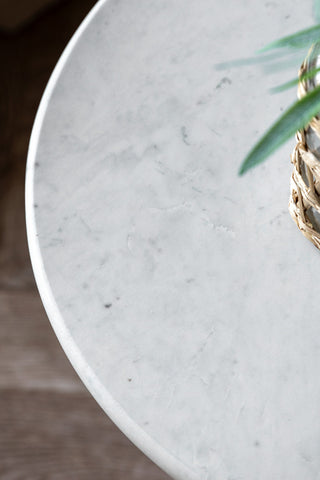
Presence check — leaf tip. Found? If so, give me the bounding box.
[269,86,278,94]
[255,47,266,55]
[255,43,273,55]
[238,162,248,176]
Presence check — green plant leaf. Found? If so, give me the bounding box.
[215,51,290,70]
[261,50,307,74]
[270,65,320,93]
[314,0,320,23]
[239,84,320,175]
[257,24,320,53]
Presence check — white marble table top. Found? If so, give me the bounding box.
[26,1,320,479]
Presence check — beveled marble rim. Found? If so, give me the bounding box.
[25,1,197,478]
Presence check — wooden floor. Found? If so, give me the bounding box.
[0,2,171,478]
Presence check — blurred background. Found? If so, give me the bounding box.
[0,1,170,478]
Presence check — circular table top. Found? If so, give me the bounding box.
[26,1,320,479]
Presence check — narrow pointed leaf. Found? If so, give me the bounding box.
[239,84,320,175]
[261,51,307,74]
[270,65,320,93]
[314,0,320,23]
[257,24,320,53]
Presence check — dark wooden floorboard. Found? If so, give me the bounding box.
[1,389,168,480]
[0,290,82,391]
[0,1,171,478]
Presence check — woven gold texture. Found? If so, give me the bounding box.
[289,58,320,249]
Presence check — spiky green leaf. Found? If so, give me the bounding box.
[239,84,320,175]
[270,65,320,93]
[257,24,320,53]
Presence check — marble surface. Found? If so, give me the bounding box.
[25,1,320,479]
